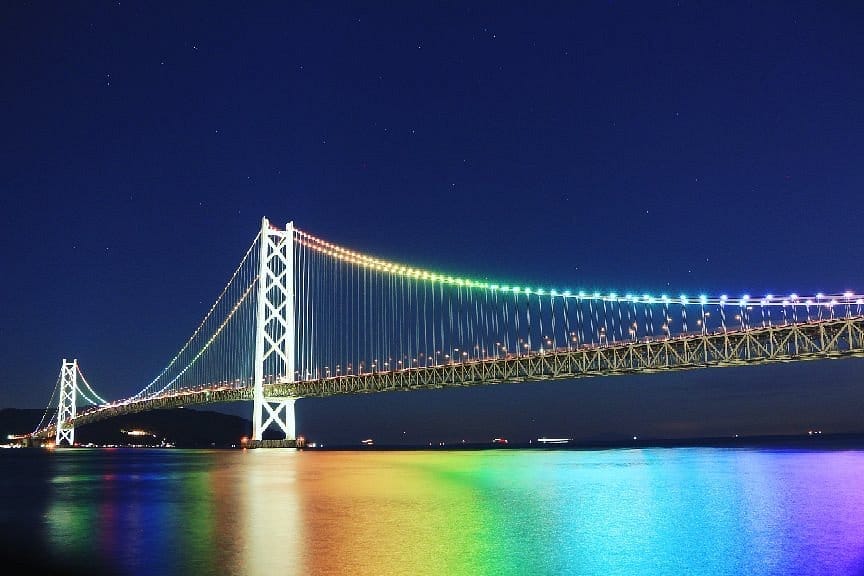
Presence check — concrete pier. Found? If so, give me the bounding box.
[247,439,298,449]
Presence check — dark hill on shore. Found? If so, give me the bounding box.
[0,408,252,448]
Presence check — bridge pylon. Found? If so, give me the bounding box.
[252,217,297,441]
[56,359,78,447]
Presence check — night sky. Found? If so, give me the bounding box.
[2,2,863,444]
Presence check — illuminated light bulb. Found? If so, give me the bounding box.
[578,291,586,298]
[720,294,728,301]
[593,291,601,298]
[609,292,617,299]
[662,294,669,302]
[680,294,689,304]
[536,288,545,295]
[562,290,572,297]
[742,294,750,301]
[844,291,854,299]
[490,284,500,290]
[790,293,798,300]
[550,289,558,296]
[699,295,708,304]
[817,292,824,299]
[625,293,633,300]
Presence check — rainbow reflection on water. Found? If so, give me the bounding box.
[2,447,864,575]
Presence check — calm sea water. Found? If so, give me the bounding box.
[1,447,863,575]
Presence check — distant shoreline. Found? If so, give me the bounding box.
[302,433,864,452]
[4,408,864,451]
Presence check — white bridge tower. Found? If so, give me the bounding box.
[56,359,78,446]
[252,217,297,442]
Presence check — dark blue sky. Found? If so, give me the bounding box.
[2,2,863,442]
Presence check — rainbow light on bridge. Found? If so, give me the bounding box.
[294,228,859,308]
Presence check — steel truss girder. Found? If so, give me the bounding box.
[33,387,255,439]
[268,316,864,398]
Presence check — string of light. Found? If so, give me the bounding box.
[131,233,260,399]
[76,365,107,404]
[32,372,61,434]
[295,228,861,308]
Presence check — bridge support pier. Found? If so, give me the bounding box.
[247,438,298,449]
[56,359,78,447]
[253,397,296,441]
[252,217,297,442]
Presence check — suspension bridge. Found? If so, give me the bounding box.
[29,217,864,447]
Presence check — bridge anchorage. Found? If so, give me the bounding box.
[29,216,864,447]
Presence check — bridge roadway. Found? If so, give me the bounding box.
[35,315,864,438]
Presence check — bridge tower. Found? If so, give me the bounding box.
[252,217,297,442]
[56,359,78,446]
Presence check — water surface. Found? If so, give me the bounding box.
[2,447,863,575]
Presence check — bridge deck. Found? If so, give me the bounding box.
[274,316,864,397]
[36,316,864,438]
